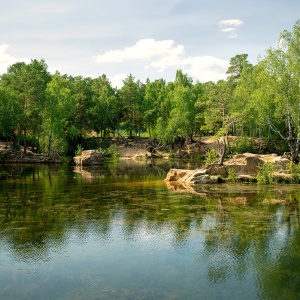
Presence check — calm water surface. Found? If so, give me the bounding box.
[0,161,300,299]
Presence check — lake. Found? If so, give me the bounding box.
[0,161,299,299]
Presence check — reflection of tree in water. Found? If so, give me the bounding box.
[202,204,252,284]
[254,200,300,299]
[199,194,300,299]
[0,164,300,299]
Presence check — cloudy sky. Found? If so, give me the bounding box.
[1,0,299,88]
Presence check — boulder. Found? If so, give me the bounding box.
[192,174,218,184]
[224,153,290,175]
[0,150,61,164]
[165,168,217,184]
[73,150,104,166]
[186,143,202,156]
[165,153,291,184]
[207,165,227,176]
[49,153,61,163]
[174,149,189,158]
[244,156,263,174]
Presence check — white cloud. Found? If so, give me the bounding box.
[183,56,229,82]
[94,39,184,64]
[219,19,244,38]
[219,19,244,27]
[220,27,236,32]
[110,73,127,89]
[95,39,229,83]
[0,44,30,74]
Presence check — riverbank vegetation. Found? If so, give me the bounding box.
[1,20,300,163]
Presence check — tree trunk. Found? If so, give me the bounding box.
[288,138,299,164]
[47,133,52,157]
[23,129,27,155]
[218,142,226,166]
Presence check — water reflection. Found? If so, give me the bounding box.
[0,162,300,299]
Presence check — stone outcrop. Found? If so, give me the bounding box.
[0,150,61,164]
[73,150,104,166]
[186,143,202,156]
[165,153,291,184]
[165,168,218,184]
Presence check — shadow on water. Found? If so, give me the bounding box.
[0,161,300,299]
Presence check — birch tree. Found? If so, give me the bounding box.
[258,20,300,162]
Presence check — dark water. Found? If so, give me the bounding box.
[0,161,300,300]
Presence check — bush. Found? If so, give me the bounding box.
[232,136,254,154]
[286,162,300,183]
[205,149,219,165]
[75,144,84,156]
[227,168,237,183]
[256,162,276,184]
[99,144,120,159]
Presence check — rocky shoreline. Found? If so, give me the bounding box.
[0,150,61,164]
[165,153,292,184]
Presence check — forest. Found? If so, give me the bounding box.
[0,20,300,162]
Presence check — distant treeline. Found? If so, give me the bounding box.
[0,20,300,162]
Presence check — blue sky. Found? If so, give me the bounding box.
[0,0,299,88]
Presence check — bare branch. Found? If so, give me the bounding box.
[266,117,287,141]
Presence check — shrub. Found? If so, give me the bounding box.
[256,162,276,184]
[227,168,237,183]
[75,144,84,156]
[286,162,300,183]
[99,144,120,159]
[232,136,254,154]
[205,149,219,165]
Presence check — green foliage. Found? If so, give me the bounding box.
[75,144,84,156]
[99,144,120,159]
[205,149,219,165]
[286,162,300,183]
[190,154,204,162]
[226,54,252,85]
[0,151,8,158]
[0,59,51,153]
[227,168,237,182]
[0,20,300,160]
[256,162,276,184]
[118,74,144,137]
[232,137,254,154]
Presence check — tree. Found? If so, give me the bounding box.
[143,78,167,137]
[43,72,73,155]
[154,70,199,144]
[199,80,232,135]
[0,60,51,153]
[226,54,252,86]
[232,63,260,136]
[257,20,300,163]
[0,87,21,147]
[118,74,144,137]
[26,59,52,151]
[90,75,118,137]
[70,76,94,138]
